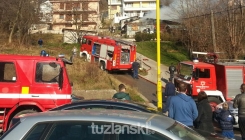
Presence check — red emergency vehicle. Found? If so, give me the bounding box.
[80,35,137,71]
[174,51,244,110]
[0,53,72,133]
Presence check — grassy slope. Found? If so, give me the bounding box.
[136,41,190,66]
[0,34,144,102]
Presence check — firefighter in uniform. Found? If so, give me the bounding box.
[169,63,176,82]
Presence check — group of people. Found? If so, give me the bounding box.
[164,82,245,140]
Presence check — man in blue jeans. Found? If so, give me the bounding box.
[132,60,140,79]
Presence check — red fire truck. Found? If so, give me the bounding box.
[174,51,244,110]
[80,35,137,71]
[0,53,72,133]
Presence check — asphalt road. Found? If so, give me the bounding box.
[112,72,159,106]
[112,72,242,140]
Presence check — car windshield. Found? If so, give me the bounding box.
[167,122,206,140]
[179,63,193,81]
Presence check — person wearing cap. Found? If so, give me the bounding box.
[112,84,131,100]
[168,82,198,128]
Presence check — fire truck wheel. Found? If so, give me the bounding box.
[208,97,221,112]
[100,61,106,71]
[82,54,87,61]
[14,110,37,117]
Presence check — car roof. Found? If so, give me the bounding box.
[16,110,175,131]
[50,99,154,111]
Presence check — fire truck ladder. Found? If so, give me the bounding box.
[0,108,6,133]
[116,48,121,66]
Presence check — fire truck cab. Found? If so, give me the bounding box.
[0,53,72,133]
[174,51,244,110]
[80,35,136,71]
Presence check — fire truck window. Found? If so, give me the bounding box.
[88,40,92,45]
[121,51,130,64]
[0,62,17,82]
[35,63,61,83]
[82,38,87,44]
[107,50,113,58]
[198,69,210,78]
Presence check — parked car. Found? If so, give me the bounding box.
[214,100,239,128]
[49,99,158,113]
[1,110,224,140]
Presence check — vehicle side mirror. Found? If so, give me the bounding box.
[58,68,63,89]
[193,68,200,80]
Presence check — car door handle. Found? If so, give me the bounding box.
[31,95,39,97]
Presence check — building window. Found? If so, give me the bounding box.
[74,14,80,20]
[66,3,72,10]
[73,3,80,10]
[60,3,64,9]
[82,3,88,10]
[82,13,88,21]
[149,2,155,7]
[66,14,72,21]
[59,14,64,19]
[125,3,133,7]
[111,6,117,10]
[65,24,72,27]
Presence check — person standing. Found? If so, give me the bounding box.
[168,82,198,127]
[233,83,245,140]
[132,60,140,79]
[194,91,214,133]
[38,38,43,48]
[216,102,235,140]
[169,63,176,81]
[163,78,176,114]
[112,84,131,100]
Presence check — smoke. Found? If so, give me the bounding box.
[141,0,180,21]
[161,0,174,6]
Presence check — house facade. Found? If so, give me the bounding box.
[108,0,156,23]
[49,0,101,32]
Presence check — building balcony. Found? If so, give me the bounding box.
[123,7,155,11]
[123,0,155,2]
[108,0,122,5]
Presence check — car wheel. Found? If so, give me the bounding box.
[208,97,221,112]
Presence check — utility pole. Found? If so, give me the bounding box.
[211,10,217,52]
[156,0,162,112]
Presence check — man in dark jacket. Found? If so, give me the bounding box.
[163,78,176,114]
[169,63,176,81]
[112,84,131,100]
[168,83,198,127]
[233,83,245,140]
[132,60,140,79]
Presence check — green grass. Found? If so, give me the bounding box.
[136,41,190,66]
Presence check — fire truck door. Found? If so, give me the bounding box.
[31,62,63,107]
[194,68,214,92]
[0,62,20,107]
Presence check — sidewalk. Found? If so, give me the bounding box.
[136,53,170,88]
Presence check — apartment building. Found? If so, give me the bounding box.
[108,0,156,23]
[49,0,101,32]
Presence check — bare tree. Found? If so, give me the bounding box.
[174,0,245,59]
